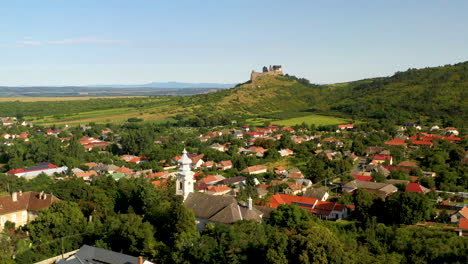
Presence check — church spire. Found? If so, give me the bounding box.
[176,148,195,200]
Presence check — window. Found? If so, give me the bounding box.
[11,214,16,222]
[22,211,27,222]
[0,216,5,225]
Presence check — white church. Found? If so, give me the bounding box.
[175,149,268,230]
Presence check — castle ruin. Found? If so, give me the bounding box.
[250,65,283,82]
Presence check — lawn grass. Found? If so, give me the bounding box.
[275,113,351,126]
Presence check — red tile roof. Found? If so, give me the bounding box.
[351,174,373,182]
[373,154,393,161]
[459,218,468,230]
[7,163,59,174]
[405,183,426,193]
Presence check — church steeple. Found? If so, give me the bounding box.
[176,149,195,200]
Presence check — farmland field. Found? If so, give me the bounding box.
[0,96,145,102]
[275,113,351,126]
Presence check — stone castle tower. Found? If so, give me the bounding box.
[176,149,195,200]
[251,65,283,82]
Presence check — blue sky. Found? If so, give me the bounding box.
[1,0,467,86]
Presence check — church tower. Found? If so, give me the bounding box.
[176,149,195,200]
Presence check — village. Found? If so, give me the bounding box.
[1,115,467,238]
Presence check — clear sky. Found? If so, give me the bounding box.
[1,0,467,86]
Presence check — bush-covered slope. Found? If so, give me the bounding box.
[326,61,468,126]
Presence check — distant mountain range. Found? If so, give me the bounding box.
[90,82,236,89]
[0,82,236,97]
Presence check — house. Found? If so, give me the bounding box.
[231,130,244,139]
[338,124,354,130]
[268,194,348,220]
[270,180,307,195]
[282,127,295,132]
[210,143,227,152]
[342,180,398,200]
[201,161,216,170]
[92,164,120,174]
[217,160,233,170]
[372,154,393,165]
[7,163,68,179]
[274,166,287,175]
[351,174,373,182]
[199,174,225,185]
[1,133,13,139]
[79,137,111,151]
[304,187,329,201]
[114,166,133,176]
[445,127,459,136]
[241,165,267,175]
[244,146,268,157]
[451,206,468,224]
[205,185,232,196]
[218,176,246,188]
[0,191,59,230]
[57,245,154,264]
[405,183,430,194]
[278,148,294,157]
[185,193,265,230]
[2,120,14,126]
[120,155,149,164]
[75,170,98,181]
[458,219,468,236]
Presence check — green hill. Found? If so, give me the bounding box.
[1,61,467,127]
[326,61,468,126]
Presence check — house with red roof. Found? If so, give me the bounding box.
[405,183,430,194]
[278,148,294,157]
[79,137,111,151]
[372,154,393,165]
[268,194,348,220]
[199,175,225,185]
[458,218,468,236]
[217,160,233,171]
[281,127,295,132]
[2,120,14,126]
[205,185,231,196]
[241,165,267,175]
[351,174,373,182]
[338,124,354,130]
[75,170,98,181]
[120,155,149,164]
[7,163,68,179]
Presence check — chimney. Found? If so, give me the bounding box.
[138,256,144,264]
[19,190,22,196]
[12,192,18,202]
[248,196,253,210]
[39,191,44,200]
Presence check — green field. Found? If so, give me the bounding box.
[275,113,351,126]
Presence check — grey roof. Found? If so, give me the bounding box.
[185,192,237,219]
[343,180,397,195]
[304,187,329,200]
[59,245,143,264]
[219,176,246,185]
[209,202,242,223]
[184,192,264,224]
